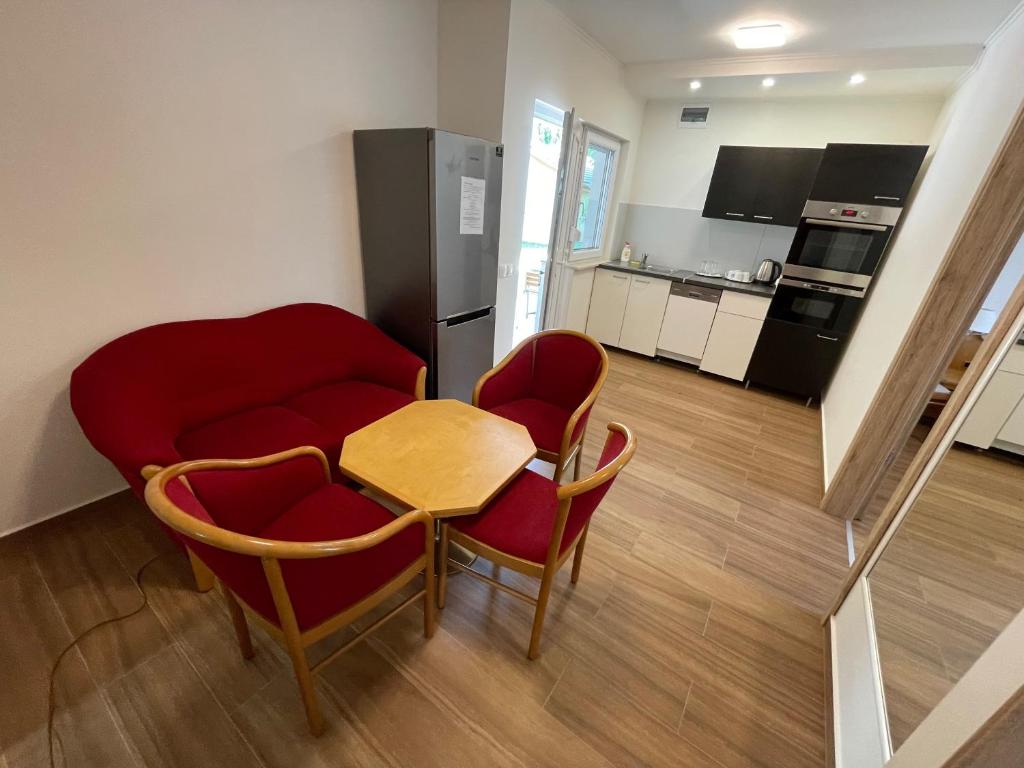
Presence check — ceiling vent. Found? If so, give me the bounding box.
[678,104,710,129]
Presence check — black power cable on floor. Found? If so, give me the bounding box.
[47,552,166,768]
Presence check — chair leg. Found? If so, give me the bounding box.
[437,522,450,610]
[282,629,323,737]
[528,565,557,660]
[188,548,215,593]
[423,524,437,638]
[220,582,254,659]
[571,522,590,585]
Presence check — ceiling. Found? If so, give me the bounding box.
[547,0,1021,64]
[547,0,1020,99]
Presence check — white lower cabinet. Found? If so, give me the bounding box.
[957,370,1024,448]
[585,269,630,346]
[619,276,672,356]
[699,294,771,381]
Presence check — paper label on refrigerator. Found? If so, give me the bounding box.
[459,176,485,235]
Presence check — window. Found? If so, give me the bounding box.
[572,130,619,255]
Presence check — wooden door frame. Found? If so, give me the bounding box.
[820,100,1024,522]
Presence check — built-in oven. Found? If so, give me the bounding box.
[784,200,902,288]
[768,279,863,334]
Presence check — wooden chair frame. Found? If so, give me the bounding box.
[143,446,435,736]
[437,423,635,659]
[473,330,609,482]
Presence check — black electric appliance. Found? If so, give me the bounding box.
[747,143,927,399]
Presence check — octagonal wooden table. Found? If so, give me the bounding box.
[339,399,536,518]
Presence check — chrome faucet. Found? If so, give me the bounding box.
[640,252,649,267]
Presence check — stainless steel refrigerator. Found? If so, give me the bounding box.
[353,128,502,401]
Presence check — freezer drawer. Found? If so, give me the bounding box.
[434,307,496,402]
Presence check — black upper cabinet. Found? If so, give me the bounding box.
[703,146,764,224]
[809,143,928,207]
[703,146,822,227]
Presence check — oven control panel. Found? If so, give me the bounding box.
[802,200,902,227]
[831,207,870,219]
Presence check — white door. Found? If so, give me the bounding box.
[585,269,629,346]
[541,109,584,330]
[619,276,671,356]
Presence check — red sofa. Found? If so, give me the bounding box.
[71,302,425,527]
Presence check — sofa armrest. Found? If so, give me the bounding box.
[352,326,427,399]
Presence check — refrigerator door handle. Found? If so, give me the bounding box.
[444,306,493,327]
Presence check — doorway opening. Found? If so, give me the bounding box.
[512,99,564,346]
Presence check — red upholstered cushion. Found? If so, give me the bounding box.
[451,428,628,564]
[259,486,424,630]
[488,398,570,454]
[169,481,424,632]
[176,406,337,461]
[285,381,414,442]
[451,470,564,563]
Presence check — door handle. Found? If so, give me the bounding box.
[610,273,627,280]
[753,215,774,221]
[725,212,745,217]
[634,278,651,285]
[816,334,839,342]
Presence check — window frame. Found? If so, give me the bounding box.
[569,128,620,262]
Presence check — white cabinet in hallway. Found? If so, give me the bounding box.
[619,275,672,356]
[585,268,630,346]
[957,345,1024,451]
[585,269,671,355]
[699,293,772,381]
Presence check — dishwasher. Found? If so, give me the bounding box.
[656,282,722,363]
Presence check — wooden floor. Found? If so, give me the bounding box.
[870,443,1024,749]
[0,350,859,768]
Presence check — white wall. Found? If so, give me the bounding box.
[437,0,510,143]
[630,98,945,210]
[0,0,438,534]
[822,9,1024,485]
[495,0,645,359]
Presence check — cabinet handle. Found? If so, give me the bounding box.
[634,278,651,285]
[753,215,774,220]
[725,212,745,217]
[687,292,703,298]
[817,334,839,342]
[610,274,627,280]
[873,195,900,201]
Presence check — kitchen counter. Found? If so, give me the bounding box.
[598,261,776,298]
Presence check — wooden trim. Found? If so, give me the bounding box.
[821,100,1024,520]
[824,281,1024,620]
[941,684,1024,767]
[823,620,836,768]
[414,365,426,401]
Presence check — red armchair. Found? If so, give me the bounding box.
[437,423,635,659]
[71,303,425,590]
[144,447,435,736]
[473,330,608,481]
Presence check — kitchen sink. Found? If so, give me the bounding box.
[642,264,674,274]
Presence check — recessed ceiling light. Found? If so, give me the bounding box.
[733,24,786,50]
[849,73,866,85]
[690,80,702,90]
[762,77,776,88]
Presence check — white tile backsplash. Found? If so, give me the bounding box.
[614,203,796,272]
